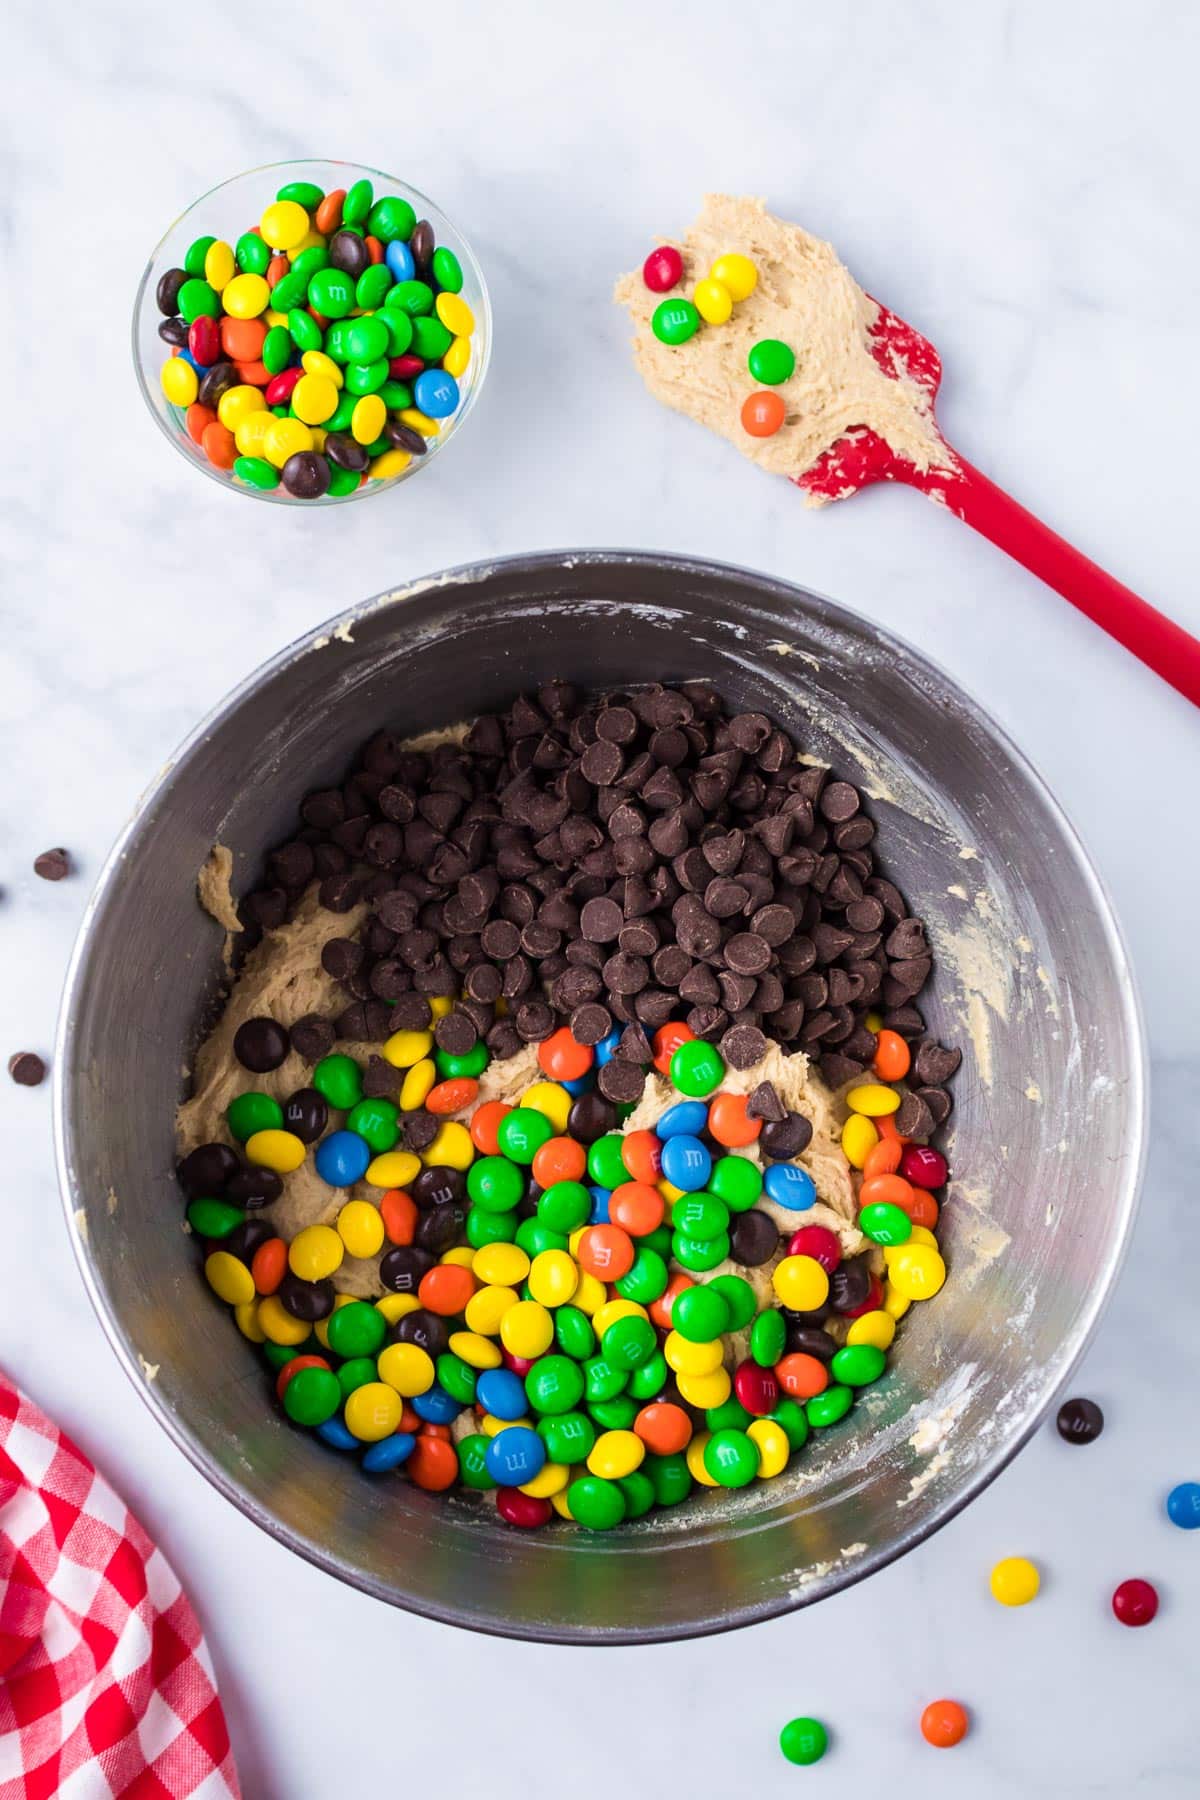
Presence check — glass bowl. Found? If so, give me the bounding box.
[132,159,491,505]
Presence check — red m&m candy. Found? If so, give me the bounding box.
[787,1224,842,1273]
[901,1145,948,1190]
[1112,1578,1158,1626]
[643,245,684,293]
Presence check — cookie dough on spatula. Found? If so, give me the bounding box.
[615,194,955,502]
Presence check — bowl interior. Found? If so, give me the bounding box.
[57,553,1144,1641]
[132,159,491,504]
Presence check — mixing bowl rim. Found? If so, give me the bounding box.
[53,548,1148,1643]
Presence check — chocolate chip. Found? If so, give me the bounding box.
[390,994,433,1031]
[290,1014,334,1062]
[580,896,623,943]
[402,1111,440,1152]
[915,1084,953,1125]
[886,917,929,961]
[760,1111,813,1159]
[819,780,860,823]
[914,1039,963,1085]
[819,1053,864,1088]
[745,1080,786,1122]
[34,847,70,881]
[883,1004,925,1039]
[9,1051,45,1086]
[233,1017,290,1073]
[728,712,772,752]
[615,1022,653,1064]
[686,1004,728,1039]
[705,877,749,919]
[570,1002,612,1045]
[435,1010,478,1055]
[515,1000,555,1042]
[598,1057,645,1104]
[724,933,771,977]
[603,953,649,996]
[321,938,364,981]
[361,1055,400,1099]
[721,1024,767,1070]
[581,740,623,785]
[895,1090,935,1140]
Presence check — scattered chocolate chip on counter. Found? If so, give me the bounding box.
[34,847,71,881]
[8,1052,46,1086]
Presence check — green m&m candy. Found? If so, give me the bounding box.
[748,338,796,385]
[515,1219,567,1258]
[346,1098,399,1153]
[287,308,322,353]
[326,1301,387,1360]
[178,278,220,322]
[555,1305,596,1361]
[276,179,325,209]
[750,1307,787,1368]
[466,1206,518,1249]
[771,1397,810,1451]
[707,1274,757,1331]
[262,325,292,375]
[587,1134,628,1189]
[381,308,414,355]
[779,1717,828,1766]
[806,1384,854,1429]
[618,1470,656,1520]
[830,1344,887,1388]
[282,1366,340,1427]
[498,1107,554,1164]
[344,315,391,363]
[367,195,417,243]
[589,1395,638,1431]
[312,1054,362,1111]
[709,1154,763,1210]
[646,1451,692,1507]
[270,269,310,313]
[466,1155,524,1213]
[670,1039,725,1096]
[345,359,389,396]
[616,1247,669,1305]
[706,1396,753,1434]
[538,1411,595,1466]
[525,1355,584,1416]
[537,1180,591,1233]
[651,297,700,346]
[457,1433,497,1490]
[236,231,271,276]
[387,279,434,316]
[186,1198,244,1239]
[671,1192,729,1241]
[436,1352,478,1406]
[291,245,329,285]
[568,1474,627,1531]
[672,1230,730,1272]
[342,177,374,226]
[602,1315,657,1372]
[671,1284,730,1343]
[356,264,393,311]
[307,267,356,319]
[583,1355,627,1405]
[858,1202,912,1247]
[337,1357,377,1398]
[411,315,453,362]
[704,1428,760,1488]
[226,1091,283,1142]
[183,234,216,276]
[431,246,463,293]
[233,456,280,490]
[628,1351,668,1401]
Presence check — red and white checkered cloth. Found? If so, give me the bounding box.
[0,1375,240,1799]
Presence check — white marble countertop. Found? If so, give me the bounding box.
[5,2,1198,1793]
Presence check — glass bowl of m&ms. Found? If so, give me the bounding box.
[133,160,491,503]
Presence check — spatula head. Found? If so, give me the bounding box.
[794,302,949,502]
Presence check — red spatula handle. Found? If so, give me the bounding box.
[938,454,1200,707]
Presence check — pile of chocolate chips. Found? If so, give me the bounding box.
[238,682,960,1133]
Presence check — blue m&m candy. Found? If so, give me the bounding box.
[315,1129,372,1188]
[656,1099,709,1139]
[412,1383,462,1424]
[485,1425,546,1487]
[362,1432,416,1473]
[763,1163,817,1210]
[594,1030,622,1066]
[413,368,459,418]
[660,1134,713,1193]
[385,239,416,283]
[1166,1481,1200,1529]
[476,1367,527,1421]
[316,1417,359,1451]
[589,1185,612,1224]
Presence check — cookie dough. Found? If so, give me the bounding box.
[615,193,956,499]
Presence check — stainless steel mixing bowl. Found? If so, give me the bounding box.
[55,552,1145,1643]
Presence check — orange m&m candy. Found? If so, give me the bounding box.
[537,1026,593,1082]
[634,1402,692,1455]
[427,1077,479,1116]
[652,1021,694,1076]
[577,1225,635,1281]
[407,1434,458,1491]
[251,1236,287,1296]
[418,1263,476,1317]
[775,1353,829,1400]
[608,1181,664,1238]
[620,1129,662,1184]
[707,1092,762,1148]
[649,1272,693,1329]
[741,390,786,437]
[532,1135,587,1188]
[275,1354,330,1401]
[380,1188,418,1245]
[873,1028,912,1082]
[470,1101,511,1156]
[921,1700,969,1748]
[863,1136,904,1180]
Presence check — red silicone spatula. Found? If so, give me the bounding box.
[795,303,1200,707]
